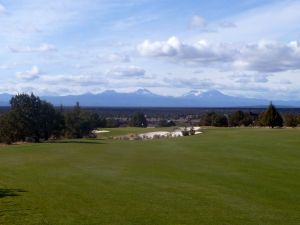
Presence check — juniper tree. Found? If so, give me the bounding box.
[261,102,283,128]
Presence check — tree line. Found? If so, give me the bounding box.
[201,103,300,128]
[0,94,299,144]
[0,93,151,144]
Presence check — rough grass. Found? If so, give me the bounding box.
[0,128,299,225]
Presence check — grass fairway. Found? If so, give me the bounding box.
[0,128,299,225]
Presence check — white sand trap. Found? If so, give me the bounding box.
[179,126,201,131]
[138,128,202,140]
[193,126,201,131]
[139,131,172,139]
[92,130,110,134]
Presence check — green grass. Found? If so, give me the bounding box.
[0,128,299,225]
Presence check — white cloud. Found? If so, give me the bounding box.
[40,74,107,87]
[38,43,57,52]
[0,4,6,15]
[138,37,300,73]
[109,53,130,63]
[106,66,146,78]
[138,36,236,65]
[219,22,236,28]
[234,41,300,72]
[164,77,215,89]
[232,73,272,84]
[16,66,42,80]
[190,15,206,28]
[99,53,130,63]
[9,43,57,53]
[137,37,181,57]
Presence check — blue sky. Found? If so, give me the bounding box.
[0,0,300,100]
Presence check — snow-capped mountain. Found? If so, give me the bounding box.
[0,89,299,107]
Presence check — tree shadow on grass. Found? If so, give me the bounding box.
[0,189,27,198]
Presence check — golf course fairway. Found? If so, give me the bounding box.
[0,128,299,225]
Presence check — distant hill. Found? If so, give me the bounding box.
[0,89,300,107]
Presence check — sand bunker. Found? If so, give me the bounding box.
[92,130,110,134]
[138,127,202,140]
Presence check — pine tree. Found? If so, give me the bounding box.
[261,102,283,128]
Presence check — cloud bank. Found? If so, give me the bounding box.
[138,37,300,73]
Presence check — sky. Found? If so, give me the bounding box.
[0,0,300,100]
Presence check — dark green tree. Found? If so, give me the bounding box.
[39,101,65,140]
[229,110,245,127]
[204,112,228,127]
[9,93,44,142]
[229,111,253,127]
[65,103,103,138]
[9,93,37,141]
[214,114,228,127]
[204,112,217,126]
[241,113,253,127]
[261,103,283,128]
[129,113,148,127]
[52,110,66,139]
[65,102,85,138]
[0,93,64,143]
[0,112,17,144]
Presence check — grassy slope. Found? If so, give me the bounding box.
[0,128,299,225]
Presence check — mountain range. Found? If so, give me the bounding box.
[0,89,299,107]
